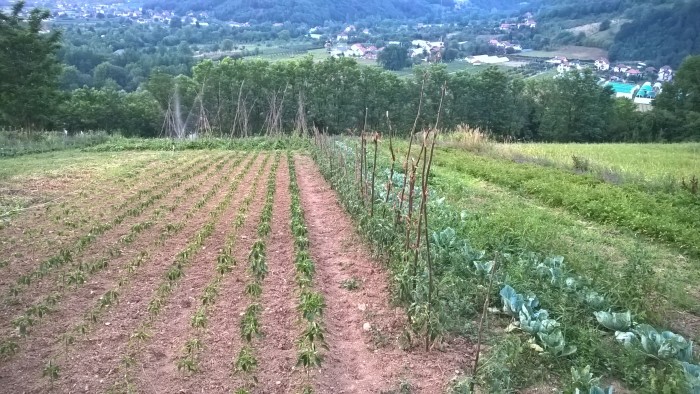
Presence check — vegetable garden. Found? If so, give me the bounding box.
[0,136,699,393]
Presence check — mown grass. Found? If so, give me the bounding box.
[383,139,700,326]
[497,142,700,186]
[429,146,700,260]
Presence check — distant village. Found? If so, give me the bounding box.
[1,1,212,26]
[6,3,674,110]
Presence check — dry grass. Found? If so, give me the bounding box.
[440,124,494,153]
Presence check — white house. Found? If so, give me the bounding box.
[594,57,610,71]
[658,66,673,82]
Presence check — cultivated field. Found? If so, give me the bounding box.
[1,138,699,393]
[0,149,467,393]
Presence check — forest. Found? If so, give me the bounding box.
[142,0,456,25]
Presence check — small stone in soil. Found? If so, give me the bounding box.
[363,322,371,331]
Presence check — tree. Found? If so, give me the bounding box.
[529,69,614,142]
[653,55,700,140]
[0,1,63,129]
[377,44,409,71]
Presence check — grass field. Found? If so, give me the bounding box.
[519,45,609,60]
[1,137,699,393]
[497,142,700,185]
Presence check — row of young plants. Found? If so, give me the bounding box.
[5,153,226,298]
[233,152,280,394]
[62,154,255,347]
[83,136,310,153]
[433,150,700,259]
[110,153,263,392]
[176,153,269,374]
[287,153,327,393]
[0,156,245,372]
[1,154,239,350]
[311,135,696,393]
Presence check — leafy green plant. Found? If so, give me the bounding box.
[297,342,324,369]
[234,346,257,373]
[537,330,577,357]
[12,315,34,337]
[191,307,208,329]
[245,281,262,298]
[499,285,539,317]
[298,291,325,322]
[241,304,262,342]
[519,307,560,335]
[617,324,694,362]
[42,359,60,386]
[216,253,235,274]
[340,277,360,290]
[594,310,632,331]
[682,362,700,394]
[569,365,614,394]
[0,340,19,358]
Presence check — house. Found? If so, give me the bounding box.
[467,55,509,64]
[658,66,673,82]
[546,56,568,65]
[411,47,427,58]
[523,19,537,28]
[336,33,348,41]
[594,57,610,71]
[613,64,630,73]
[557,62,572,73]
[349,43,367,57]
[500,23,515,31]
[626,69,642,78]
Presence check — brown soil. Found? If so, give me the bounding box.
[294,155,473,394]
[170,157,274,393]
[0,153,256,393]
[0,153,213,295]
[0,153,234,335]
[0,153,176,263]
[253,157,304,393]
[130,156,272,393]
[0,152,474,394]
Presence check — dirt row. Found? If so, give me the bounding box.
[0,153,223,295]
[0,153,258,393]
[130,155,274,393]
[293,155,471,394]
[0,153,206,273]
[0,153,237,329]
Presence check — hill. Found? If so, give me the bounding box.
[142,0,455,24]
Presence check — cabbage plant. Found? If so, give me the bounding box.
[537,330,577,357]
[519,306,560,335]
[615,324,694,362]
[682,362,700,394]
[500,285,539,317]
[594,310,632,331]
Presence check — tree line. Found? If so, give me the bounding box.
[1,1,698,142]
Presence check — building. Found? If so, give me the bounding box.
[658,66,673,82]
[595,57,610,71]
